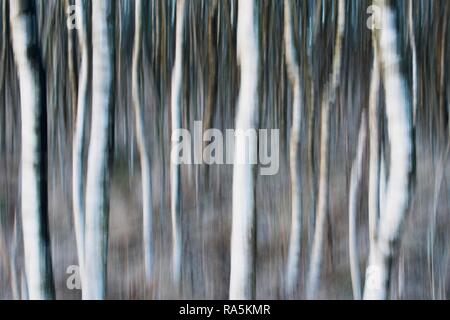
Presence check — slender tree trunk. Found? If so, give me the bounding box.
[72,0,88,289]
[367,35,381,274]
[363,0,413,300]
[306,0,345,299]
[229,0,259,300]
[284,0,303,296]
[10,0,55,300]
[83,0,115,300]
[306,89,330,299]
[132,0,153,285]
[348,110,367,300]
[408,0,417,127]
[170,0,186,287]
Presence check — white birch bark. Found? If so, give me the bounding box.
[306,0,345,299]
[83,0,114,300]
[229,0,259,300]
[170,0,186,286]
[10,0,55,300]
[408,0,417,127]
[72,0,88,288]
[363,0,413,300]
[348,111,367,300]
[306,91,330,300]
[132,0,153,284]
[284,0,303,296]
[367,38,380,267]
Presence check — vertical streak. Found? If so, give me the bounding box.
[10,0,55,300]
[229,0,259,300]
[132,0,153,285]
[284,0,303,296]
[408,0,417,127]
[170,0,186,287]
[72,0,88,289]
[364,0,413,300]
[306,0,345,299]
[349,111,367,300]
[83,0,115,300]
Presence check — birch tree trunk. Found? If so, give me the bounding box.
[348,111,367,300]
[72,0,88,288]
[363,0,413,300]
[10,0,55,300]
[170,0,186,286]
[132,0,153,284]
[367,34,381,275]
[408,0,417,127]
[284,0,303,296]
[229,0,259,300]
[306,0,345,299]
[83,0,115,300]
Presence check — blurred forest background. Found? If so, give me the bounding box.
[0,0,450,300]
